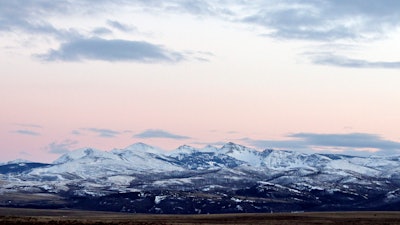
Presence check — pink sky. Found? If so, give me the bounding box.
[1,1,400,163]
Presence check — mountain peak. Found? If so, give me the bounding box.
[125,142,153,149]
[6,159,32,165]
[124,142,164,155]
[220,142,252,153]
[168,145,198,157]
[224,142,239,147]
[200,145,218,152]
[177,144,195,150]
[53,147,104,164]
[219,142,263,166]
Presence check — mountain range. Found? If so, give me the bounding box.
[1,142,400,213]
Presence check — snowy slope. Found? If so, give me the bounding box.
[30,145,183,181]
[2,142,400,201]
[218,142,265,167]
[26,142,400,181]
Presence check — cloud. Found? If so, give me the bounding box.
[19,151,32,157]
[246,139,304,150]
[14,123,42,128]
[12,123,42,136]
[0,1,83,41]
[92,27,113,35]
[37,38,184,62]
[71,130,82,135]
[3,1,400,43]
[47,140,78,154]
[191,141,227,146]
[184,50,215,62]
[174,0,215,15]
[2,1,399,66]
[308,52,400,69]
[84,128,120,138]
[13,130,40,136]
[246,132,400,155]
[134,129,190,139]
[0,1,187,63]
[107,20,136,32]
[241,0,400,41]
[0,1,56,33]
[291,133,400,150]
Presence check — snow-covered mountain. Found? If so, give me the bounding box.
[1,142,400,213]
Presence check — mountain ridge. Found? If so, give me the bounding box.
[1,142,400,213]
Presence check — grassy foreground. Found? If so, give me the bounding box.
[1,208,400,225]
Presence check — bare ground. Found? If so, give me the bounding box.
[1,208,400,225]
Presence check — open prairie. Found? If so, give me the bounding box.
[1,208,400,225]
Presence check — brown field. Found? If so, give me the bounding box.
[1,208,400,225]
[0,192,67,204]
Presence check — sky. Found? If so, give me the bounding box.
[1,0,400,163]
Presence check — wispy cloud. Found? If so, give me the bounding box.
[37,38,184,63]
[0,1,83,43]
[0,1,60,34]
[47,140,78,154]
[84,128,121,138]
[13,123,42,128]
[3,1,400,43]
[291,133,400,150]
[246,132,400,155]
[134,129,190,139]
[13,130,40,136]
[71,130,82,135]
[107,20,136,32]
[308,52,400,69]
[0,1,187,63]
[237,1,400,69]
[191,141,226,146]
[11,123,42,136]
[2,1,400,67]
[91,27,113,36]
[241,0,400,41]
[19,151,31,156]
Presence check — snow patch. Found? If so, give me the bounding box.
[155,195,167,204]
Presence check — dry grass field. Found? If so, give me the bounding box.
[1,208,400,225]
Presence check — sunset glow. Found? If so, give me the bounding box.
[1,1,400,162]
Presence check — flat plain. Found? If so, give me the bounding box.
[1,208,400,225]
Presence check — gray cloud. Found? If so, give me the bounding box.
[0,1,83,41]
[191,141,227,146]
[242,0,400,41]
[92,27,113,35]
[107,20,136,32]
[84,128,120,138]
[19,151,32,156]
[246,132,400,155]
[184,50,214,62]
[71,130,82,135]
[14,130,40,136]
[309,52,400,69]
[291,133,400,150]
[14,123,42,128]
[174,0,215,15]
[12,123,42,136]
[246,139,305,150]
[125,0,400,68]
[3,1,400,43]
[0,1,187,63]
[47,140,78,154]
[0,1,58,33]
[134,129,190,139]
[2,1,399,67]
[119,0,223,16]
[37,38,184,62]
